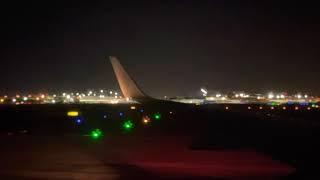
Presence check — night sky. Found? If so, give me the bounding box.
[0,1,319,97]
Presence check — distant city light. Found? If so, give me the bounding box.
[52,100,56,103]
[109,91,113,95]
[130,106,136,110]
[23,97,28,101]
[297,94,302,99]
[100,90,104,93]
[283,107,287,110]
[12,98,17,103]
[280,94,285,99]
[225,106,229,110]
[304,94,308,98]
[41,94,45,99]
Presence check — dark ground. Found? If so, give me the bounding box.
[0,103,319,179]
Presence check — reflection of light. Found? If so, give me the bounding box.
[67,111,79,117]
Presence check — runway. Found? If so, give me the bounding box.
[0,134,294,179]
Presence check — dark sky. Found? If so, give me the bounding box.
[0,1,319,97]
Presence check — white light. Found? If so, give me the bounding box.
[257,96,261,100]
[12,98,16,103]
[200,88,207,94]
[52,100,56,103]
[99,95,105,98]
[239,93,244,97]
[268,93,274,99]
[126,97,130,101]
[41,94,45,99]
[53,94,57,98]
[66,95,71,99]
[115,96,118,99]
[109,91,113,95]
[235,94,239,98]
[76,93,79,96]
[280,94,285,99]
[297,94,302,99]
[100,90,104,93]
[304,94,308,98]
[62,93,66,97]
[115,92,118,95]
[88,91,93,95]
[216,94,221,98]
[276,95,280,99]
[23,97,28,101]
[221,97,226,100]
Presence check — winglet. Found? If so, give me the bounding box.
[109,56,148,100]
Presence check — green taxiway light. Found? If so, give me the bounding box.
[123,120,134,131]
[90,129,103,139]
[153,112,161,120]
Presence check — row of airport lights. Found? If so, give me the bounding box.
[200,88,312,101]
[68,105,164,139]
[224,105,319,111]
